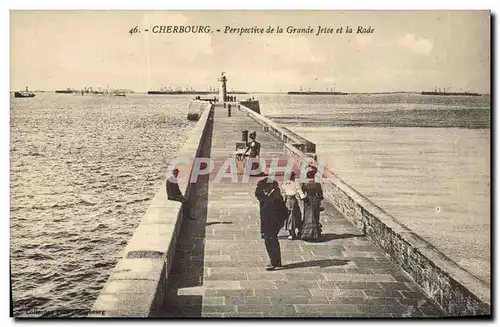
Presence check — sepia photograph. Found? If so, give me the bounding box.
[8,9,491,318]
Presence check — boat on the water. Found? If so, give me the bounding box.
[148,85,210,95]
[421,87,480,96]
[14,86,35,98]
[421,91,481,96]
[148,90,209,95]
[55,88,76,94]
[288,91,348,95]
[287,85,347,95]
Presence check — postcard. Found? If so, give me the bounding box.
[10,10,491,318]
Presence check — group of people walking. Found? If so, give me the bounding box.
[246,131,324,270]
[166,130,325,272]
[256,168,324,270]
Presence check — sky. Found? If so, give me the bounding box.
[10,10,491,93]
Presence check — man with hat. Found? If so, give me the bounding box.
[255,176,287,270]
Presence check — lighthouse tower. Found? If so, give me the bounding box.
[218,72,227,102]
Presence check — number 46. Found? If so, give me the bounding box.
[129,26,139,35]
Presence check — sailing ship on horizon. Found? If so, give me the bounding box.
[148,85,209,95]
[54,86,128,96]
[148,85,248,95]
[421,87,480,96]
[287,84,347,95]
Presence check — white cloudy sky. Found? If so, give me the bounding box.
[10,10,490,93]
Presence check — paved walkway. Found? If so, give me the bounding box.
[164,104,445,317]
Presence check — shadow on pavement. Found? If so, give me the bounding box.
[315,232,365,242]
[279,233,365,242]
[296,233,365,243]
[280,258,350,270]
[205,221,233,226]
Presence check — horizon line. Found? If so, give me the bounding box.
[11,90,489,95]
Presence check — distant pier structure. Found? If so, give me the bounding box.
[218,72,227,102]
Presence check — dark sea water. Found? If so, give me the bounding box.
[10,93,196,317]
[10,92,491,316]
[260,93,490,128]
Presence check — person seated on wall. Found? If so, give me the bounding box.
[166,168,195,221]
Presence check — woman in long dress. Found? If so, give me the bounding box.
[281,172,305,240]
[300,169,324,242]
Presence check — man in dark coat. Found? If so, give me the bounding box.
[255,177,287,270]
[167,168,195,220]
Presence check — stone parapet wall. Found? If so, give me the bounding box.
[91,104,214,317]
[238,104,316,153]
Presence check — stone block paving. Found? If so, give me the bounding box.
[164,104,445,318]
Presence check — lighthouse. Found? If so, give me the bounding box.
[218,72,227,102]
